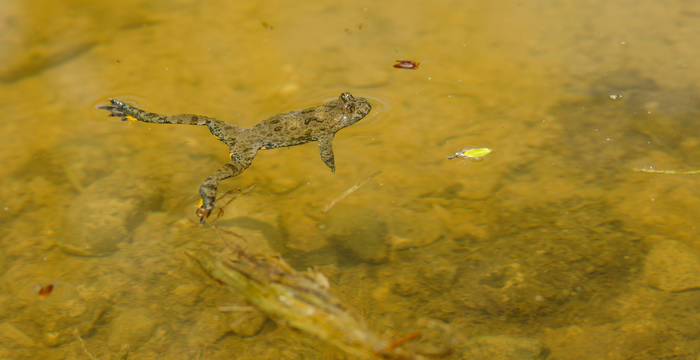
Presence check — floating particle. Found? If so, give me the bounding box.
[448,147,492,160]
[393,60,419,69]
[38,284,54,299]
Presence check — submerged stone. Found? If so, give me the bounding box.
[323,204,389,264]
[460,335,549,360]
[61,171,161,256]
[644,239,700,292]
[107,308,158,351]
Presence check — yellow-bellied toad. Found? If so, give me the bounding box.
[99,93,371,222]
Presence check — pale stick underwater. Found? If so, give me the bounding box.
[187,245,445,359]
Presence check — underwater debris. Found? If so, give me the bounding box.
[633,167,700,175]
[322,171,381,213]
[187,245,438,359]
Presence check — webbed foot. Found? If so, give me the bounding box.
[196,206,212,224]
[98,99,131,121]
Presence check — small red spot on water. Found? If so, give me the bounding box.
[393,60,420,69]
[38,284,54,299]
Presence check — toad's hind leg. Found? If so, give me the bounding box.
[197,157,255,223]
[100,99,217,125]
[100,99,241,147]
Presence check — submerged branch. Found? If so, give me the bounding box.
[186,244,434,359]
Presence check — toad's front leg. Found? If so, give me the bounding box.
[197,160,252,223]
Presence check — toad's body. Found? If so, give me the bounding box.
[100,93,371,221]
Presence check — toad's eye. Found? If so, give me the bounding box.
[344,103,355,113]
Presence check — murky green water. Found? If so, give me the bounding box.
[2,0,699,359]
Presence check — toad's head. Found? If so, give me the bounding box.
[337,92,371,128]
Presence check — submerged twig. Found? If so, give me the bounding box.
[633,167,700,175]
[383,331,422,354]
[186,244,431,359]
[212,184,257,222]
[323,171,381,213]
[217,304,256,312]
[73,328,97,360]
